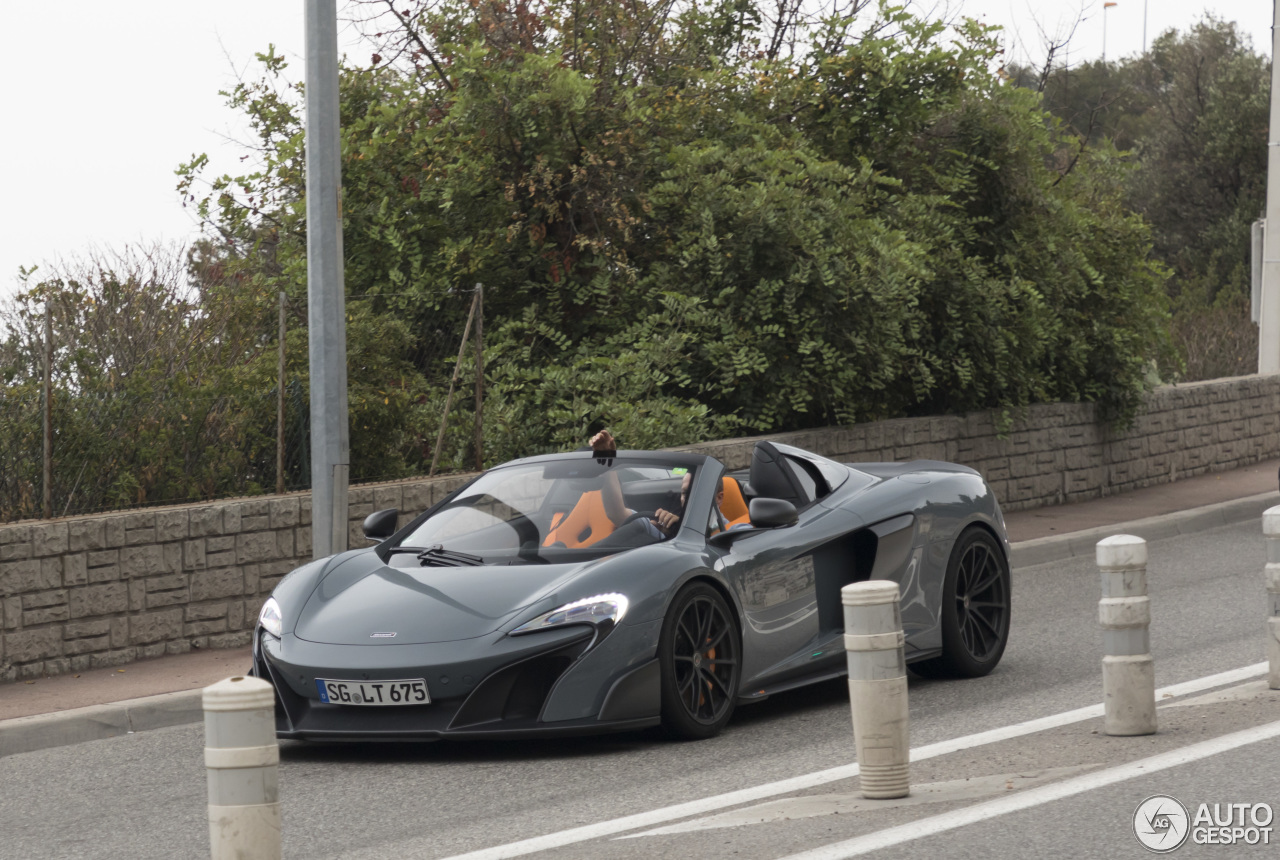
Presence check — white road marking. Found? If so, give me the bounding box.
[619,765,1102,837]
[775,718,1280,860]
[1161,678,1272,709]
[433,662,1265,860]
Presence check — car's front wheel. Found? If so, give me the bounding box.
[911,527,1010,679]
[658,581,740,739]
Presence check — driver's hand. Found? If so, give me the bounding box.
[590,430,616,453]
[652,508,680,536]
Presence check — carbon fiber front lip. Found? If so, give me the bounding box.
[275,715,661,742]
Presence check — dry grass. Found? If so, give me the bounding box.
[1171,294,1258,381]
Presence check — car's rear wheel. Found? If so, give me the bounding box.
[911,527,1010,679]
[658,582,740,739]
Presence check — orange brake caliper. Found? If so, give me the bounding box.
[698,641,717,707]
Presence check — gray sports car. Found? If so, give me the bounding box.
[250,440,1011,741]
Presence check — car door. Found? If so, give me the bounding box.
[713,472,861,691]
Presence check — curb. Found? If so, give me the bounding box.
[0,688,202,759]
[1009,490,1279,570]
[3,491,1277,758]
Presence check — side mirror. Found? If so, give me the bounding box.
[749,497,798,529]
[362,508,399,542]
[708,497,799,547]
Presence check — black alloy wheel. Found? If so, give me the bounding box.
[912,527,1010,679]
[658,582,740,739]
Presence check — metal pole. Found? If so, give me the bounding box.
[305,0,350,559]
[1264,506,1280,689]
[1259,0,1280,373]
[473,284,484,471]
[428,289,479,477]
[204,676,281,859]
[842,580,909,799]
[1254,220,1266,323]
[1143,0,1148,53]
[276,292,287,496]
[1096,534,1157,736]
[42,303,52,520]
[1102,2,1119,63]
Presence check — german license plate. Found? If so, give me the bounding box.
[315,678,430,706]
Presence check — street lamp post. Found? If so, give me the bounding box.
[1103,2,1118,64]
[1260,0,1280,374]
[305,0,350,559]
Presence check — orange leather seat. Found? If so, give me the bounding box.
[543,491,616,548]
[721,477,750,528]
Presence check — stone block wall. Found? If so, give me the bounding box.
[3,374,1279,683]
[682,374,1280,512]
[0,475,470,683]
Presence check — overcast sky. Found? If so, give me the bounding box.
[0,1,1272,301]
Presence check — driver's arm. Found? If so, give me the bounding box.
[591,430,630,526]
[601,471,628,526]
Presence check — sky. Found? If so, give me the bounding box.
[0,1,1273,301]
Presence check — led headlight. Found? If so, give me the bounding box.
[258,597,284,639]
[510,593,629,636]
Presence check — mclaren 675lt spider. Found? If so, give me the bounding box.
[251,440,1010,741]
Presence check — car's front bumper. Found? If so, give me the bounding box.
[251,618,662,741]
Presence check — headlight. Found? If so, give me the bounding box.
[258,597,284,639]
[510,593,629,636]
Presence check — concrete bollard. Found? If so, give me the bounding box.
[1096,535,1157,736]
[842,580,909,799]
[1264,506,1280,690]
[203,676,281,860]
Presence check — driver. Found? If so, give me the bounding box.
[590,431,725,538]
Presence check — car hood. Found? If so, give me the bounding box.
[293,552,596,645]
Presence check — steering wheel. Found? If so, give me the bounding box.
[619,510,656,527]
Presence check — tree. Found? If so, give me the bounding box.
[1015,16,1267,379]
[0,246,280,517]
[1129,19,1268,308]
[167,0,1171,469]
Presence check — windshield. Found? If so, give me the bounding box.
[397,457,696,563]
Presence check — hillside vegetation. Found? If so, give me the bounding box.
[7,1,1261,516]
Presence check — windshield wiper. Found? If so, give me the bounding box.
[388,545,486,567]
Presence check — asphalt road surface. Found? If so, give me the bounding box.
[1,519,1274,860]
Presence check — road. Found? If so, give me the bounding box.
[0,518,1274,860]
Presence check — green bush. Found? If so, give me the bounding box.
[15,0,1171,496]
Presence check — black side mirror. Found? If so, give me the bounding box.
[708,497,799,547]
[749,497,798,529]
[363,508,399,542]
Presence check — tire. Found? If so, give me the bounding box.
[658,581,741,740]
[911,527,1010,679]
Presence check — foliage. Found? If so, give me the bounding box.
[1172,292,1259,382]
[2,0,1181,521]
[0,247,285,519]
[1010,16,1267,380]
[1136,23,1267,309]
[169,0,1170,468]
